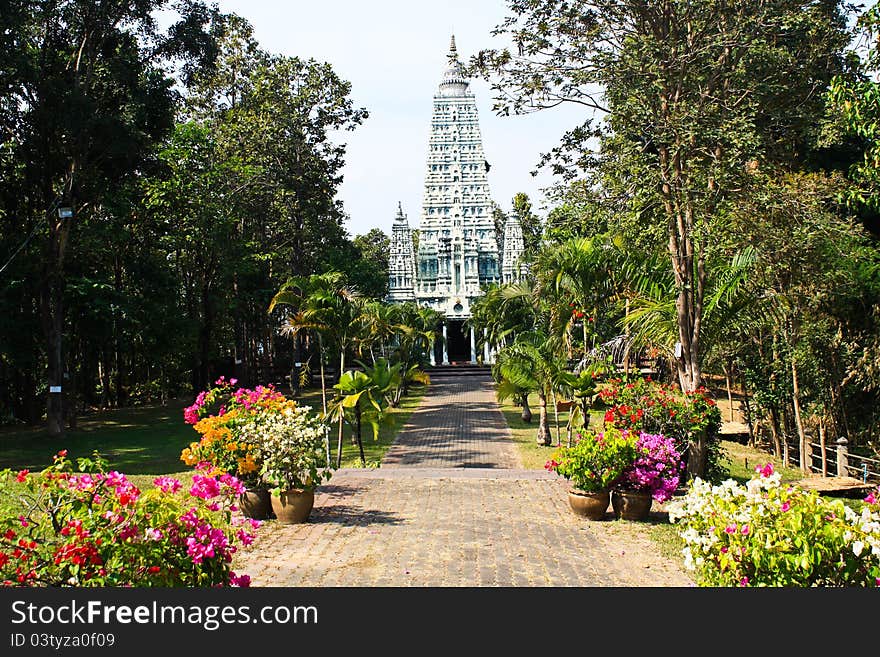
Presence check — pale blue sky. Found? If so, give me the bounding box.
[213,0,588,237]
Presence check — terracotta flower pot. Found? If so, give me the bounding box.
[270,488,315,524]
[611,489,653,521]
[567,489,610,520]
[238,486,272,520]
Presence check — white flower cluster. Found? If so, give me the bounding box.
[236,403,332,491]
[669,472,880,585]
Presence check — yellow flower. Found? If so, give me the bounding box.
[181,444,201,466]
[238,454,258,474]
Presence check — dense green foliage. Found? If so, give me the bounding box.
[0,5,386,432]
[475,0,880,468]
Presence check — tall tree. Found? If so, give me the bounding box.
[0,0,220,435]
[475,0,855,395]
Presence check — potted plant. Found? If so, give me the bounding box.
[182,379,288,520]
[612,431,683,520]
[546,426,639,520]
[256,403,335,524]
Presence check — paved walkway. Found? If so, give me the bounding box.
[236,374,693,587]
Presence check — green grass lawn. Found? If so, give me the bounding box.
[0,399,194,476]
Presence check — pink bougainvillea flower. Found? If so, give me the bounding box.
[865,491,877,505]
[780,502,791,512]
[725,524,737,534]
[740,525,750,535]
[756,463,774,477]
[18,516,28,528]
[229,572,251,587]
[153,476,182,494]
[190,474,222,500]
[739,577,749,587]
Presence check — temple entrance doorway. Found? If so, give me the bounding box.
[446,320,470,363]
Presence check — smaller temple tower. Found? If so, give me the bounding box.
[501,214,525,284]
[387,202,416,303]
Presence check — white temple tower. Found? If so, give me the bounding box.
[388,36,524,364]
[387,202,416,302]
[501,214,525,284]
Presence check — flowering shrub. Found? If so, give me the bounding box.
[615,432,683,502]
[545,426,639,493]
[181,378,288,486]
[668,464,880,587]
[255,404,333,495]
[0,451,257,587]
[600,377,725,481]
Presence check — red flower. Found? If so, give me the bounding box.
[148,566,161,574]
[16,469,28,483]
[604,410,615,423]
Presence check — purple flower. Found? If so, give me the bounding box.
[618,432,682,502]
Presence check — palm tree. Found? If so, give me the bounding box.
[327,368,390,468]
[494,330,568,446]
[532,234,623,360]
[355,300,396,363]
[620,247,762,477]
[467,283,535,361]
[388,302,438,405]
[269,272,362,411]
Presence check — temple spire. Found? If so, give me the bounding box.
[448,34,458,63]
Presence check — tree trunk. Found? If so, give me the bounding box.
[740,371,755,448]
[355,404,366,467]
[335,415,344,469]
[536,390,551,446]
[520,393,532,423]
[318,333,327,416]
[725,359,735,422]
[769,407,782,459]
[791,355,808,474]
[551,389,561,446]
[819,415,827,478]
[686,430,708,481]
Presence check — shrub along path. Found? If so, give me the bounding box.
[235,374,693,586]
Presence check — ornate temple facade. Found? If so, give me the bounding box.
[387,37,524,364]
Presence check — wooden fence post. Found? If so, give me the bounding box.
[836,438,849,478]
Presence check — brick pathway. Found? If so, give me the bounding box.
[381,376,520,469]
[236,375,693,587]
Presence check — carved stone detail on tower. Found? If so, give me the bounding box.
[501,213,525,284]
[387,202,416,303]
